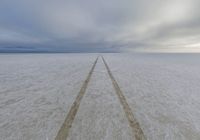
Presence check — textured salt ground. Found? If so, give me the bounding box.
[102,56,146,140]
[0,54,97,140]
[55,57,98,140]
[1,53,200,140]
[104,53,200,140]
[67,57,133,140]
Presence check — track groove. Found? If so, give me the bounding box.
[55,57,99,140]
[102,56,146,140]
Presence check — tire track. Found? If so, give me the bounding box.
[55,57,99,140]
[102,56,146,140]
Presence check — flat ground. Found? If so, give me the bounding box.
[0,53,200,140]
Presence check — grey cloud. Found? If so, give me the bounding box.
[0,0,200,52]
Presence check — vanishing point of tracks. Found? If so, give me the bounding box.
[55,56,146,140]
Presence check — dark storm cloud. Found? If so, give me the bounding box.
[0,0,200,52]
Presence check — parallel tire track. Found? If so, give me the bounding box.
[55,57,99,140]
[102,56,146,140]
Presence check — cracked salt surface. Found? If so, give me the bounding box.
[67,57,133,140]
[1,53,200,140]
[104,53,200,140]
[0,54,96,140]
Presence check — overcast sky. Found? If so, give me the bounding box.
[0,0,200,52]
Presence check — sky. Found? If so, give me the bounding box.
[0,0,200,53]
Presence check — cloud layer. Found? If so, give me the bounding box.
[0,0,200,52]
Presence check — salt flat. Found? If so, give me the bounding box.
[67,57,132,140]
[0,53,200,140]
[0,54,96,140]
[104,53,200,140]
